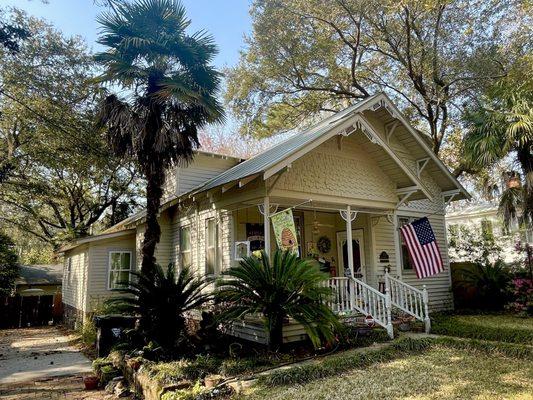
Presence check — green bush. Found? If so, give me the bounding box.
[149,355,222,385]
[161,381,204,400]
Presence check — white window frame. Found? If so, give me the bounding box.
[65,257,72,286]
[205,218,218,276]
[107,250,133,290]
[398,216,416,271]
[180,225,192,269]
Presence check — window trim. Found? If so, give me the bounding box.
[65,257,72,286]
[398,216,416,272]
[180,225,192,269]
[205,217,218,276]
[107,250,133,291]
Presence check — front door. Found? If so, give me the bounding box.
[337,230,365,281]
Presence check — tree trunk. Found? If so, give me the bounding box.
[517,142,533,220]
[140,163,165,276]
[267,313,285,351]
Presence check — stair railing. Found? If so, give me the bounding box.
[326,277,394,338]
[385,272,431,333]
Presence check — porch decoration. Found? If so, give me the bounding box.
[317,236,331,254]
[270,208,299,254]
[399,217,444,279]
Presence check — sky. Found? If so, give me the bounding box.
[2,0,252,70]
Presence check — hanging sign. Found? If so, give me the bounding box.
[271,208,299,255]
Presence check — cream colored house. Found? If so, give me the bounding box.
[59,93,469,337]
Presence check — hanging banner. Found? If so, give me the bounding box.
[271,208,299,254]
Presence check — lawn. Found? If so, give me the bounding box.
[246,345,533,400]
[432,314,533,345]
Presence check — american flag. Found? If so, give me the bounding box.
[399,217,443,279]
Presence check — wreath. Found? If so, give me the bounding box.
[317,236,331,254]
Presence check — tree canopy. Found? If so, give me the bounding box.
[0,9,141,248]
[0,232,18,297]
[226,0,530,156]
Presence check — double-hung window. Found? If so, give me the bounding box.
[180,225,192,269]
[205,218,217,275]
[398,216,415,271]
[108,251,132,290]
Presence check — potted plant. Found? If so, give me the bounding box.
[83,375,99,390]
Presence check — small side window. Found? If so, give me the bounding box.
[108,251,132,290]
[205,218,217,275]
[180,226,192,269]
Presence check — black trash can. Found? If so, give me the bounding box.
[94,314,137,357]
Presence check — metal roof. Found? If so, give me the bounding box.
[192,94,381,194]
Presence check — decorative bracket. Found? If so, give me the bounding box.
[258,203,279,216]
[416,158,430,178]
[354,121,380,146]
[386,121,400,144]
[396,188,418,208]
[371,99,398,119]
[340,209,358,222]
[442,190,460,207]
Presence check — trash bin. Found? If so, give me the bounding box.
[94,314,137,357]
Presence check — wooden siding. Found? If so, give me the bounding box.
[62,246,89,312]
[163,154,240,200]
[85,235,136,312]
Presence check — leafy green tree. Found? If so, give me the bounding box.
[462,55,533,228]
[106,263,212,351]
[0,9,141,246]
[226,0,525,155]
[217,250,339,350]
[0,232,19,297]
[96,0,224,275]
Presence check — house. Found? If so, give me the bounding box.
[58,93,469,338]
[446,202,532,264]
[0,264,63,328]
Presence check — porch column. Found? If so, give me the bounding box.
[392,211,403,279]
[345,205,354,278]
[263,196,271,257]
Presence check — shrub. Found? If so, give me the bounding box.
[149,355,222,385]
[92,357,120,386]
[105,264,212,353]
[217,250,340,350]
[461,261,512,310]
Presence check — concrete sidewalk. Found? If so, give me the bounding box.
[0,326,92,385]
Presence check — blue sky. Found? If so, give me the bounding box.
[3,0,252,69]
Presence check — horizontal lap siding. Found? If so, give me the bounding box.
[177,156,240,196]
[86,235,136,311]
[62,247,89,312]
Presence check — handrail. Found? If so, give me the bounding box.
[325,277,394,338]
[385,272,431,333]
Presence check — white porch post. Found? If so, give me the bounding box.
[392,211,403,279]
[346,205,354,278]
[263,196,271,257]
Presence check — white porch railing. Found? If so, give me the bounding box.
[385,273,431,333]
[325,277,394,338]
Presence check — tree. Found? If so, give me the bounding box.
[217,250,339,350]
[106,263,212,351]
[226,0,525,155]
[0,232,19,297]
[0,9,140,247]
[96,0,224,275]
[462,55,532,228]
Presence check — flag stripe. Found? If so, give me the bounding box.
[399,217,443,279]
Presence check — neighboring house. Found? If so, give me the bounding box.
[446,203,532,264]
[58,93,469,338]
[0,264,63,328]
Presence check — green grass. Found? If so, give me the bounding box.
[247,344,533,399]
[432,314,533,345]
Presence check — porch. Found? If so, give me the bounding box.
[228,197,431,339]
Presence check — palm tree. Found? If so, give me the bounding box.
[106,263,212,349]
[216,250,339,350]
[462,70,532,230]
[95,0,224,275]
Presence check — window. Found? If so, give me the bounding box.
[205,218,217,275]
[65,257,72,286]
[481,219,494,242]
[180,225,192,269]
[398,216,415,270]
[108,251,132,290]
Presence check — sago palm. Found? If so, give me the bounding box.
[462,73,533,229]
[216,250,339,350]
[106,263,212,350]
[95,0,224,275]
